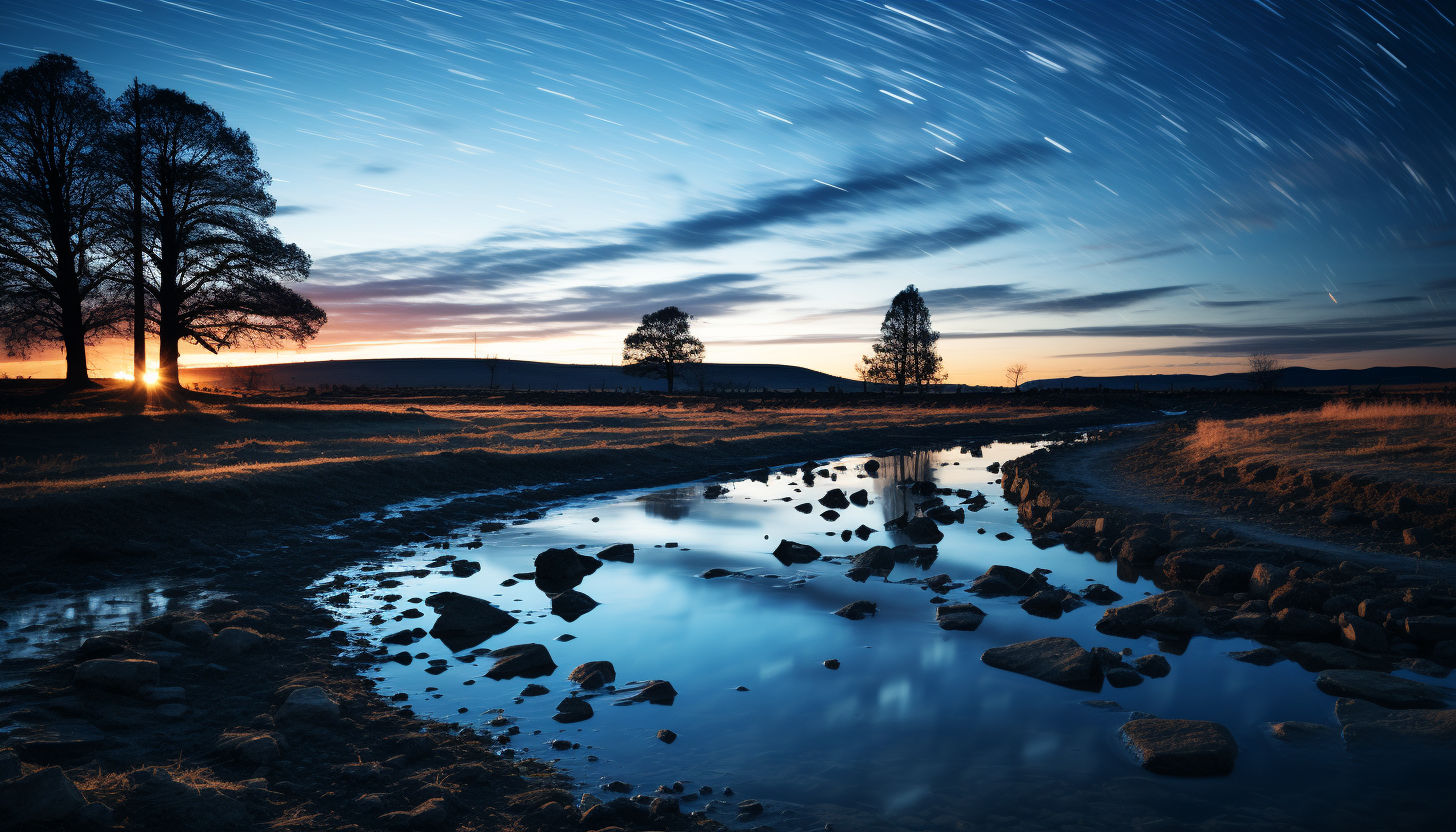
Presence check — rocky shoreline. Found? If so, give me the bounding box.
[997,431,1456,755]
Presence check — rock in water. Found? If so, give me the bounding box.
[1119,718,1238,776]
[657,729,677,744]
[1335,698,1456,749]
[834,600,878,620]
[1095,591,1205,638]
[980,637,1103,691]
[0,765,86,823]
[772,539,821,565]
[597,543,635,563]
[554,697,593,723]
[626,680,678,704]
[848,546,896,578]
[1314,670,1456,709]
[936,603,987,631]
[568,661,616,690]
[819,489,850,509]
[533,547,602,591]
[75,658,160,693]
[904,516,944,544]
[549,590,599,622]
[849,489,869,506]
[426,592,518,651]
[485,643,557,680]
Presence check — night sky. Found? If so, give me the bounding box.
[3,0,1455,384]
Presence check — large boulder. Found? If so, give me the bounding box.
[534,547,602,592]
[1096,592,1204,638]
[819,489,850,509]
[1336,698,1456,749]
[772,539,821,565]
[1315,670,1456,709]
[567,661,616,689]
[969,565,1049,597]
[554,697,594,723]
[1119,719,1238,776]
[848,546,896,578]
[485,643,556,680]
[211,627,266,656]
[548,590,599,622]
[0,765,86,824]
[936,603,987,631]
[1248,563,1290,598]
[903,516,944,544]
[1338,612,1389,653]
[597,543,635,563]
[75,658,160,693]
[980,637,1103,691]
[13,722,105,763]
[1279,642,1391,673]
[275,686,340,724]
[425,592,518,650]
[626,680,678,704]
[1405,615,1456,645]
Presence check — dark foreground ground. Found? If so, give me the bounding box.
[2,384,1450,831]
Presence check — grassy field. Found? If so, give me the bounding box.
[1184,400,1456,485]
[0,381,1115,566]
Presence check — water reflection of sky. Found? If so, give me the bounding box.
[329,443,1448,831]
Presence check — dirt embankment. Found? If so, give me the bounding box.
[995,432,1456,694]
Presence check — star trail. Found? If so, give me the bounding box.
[2,0,1454,382]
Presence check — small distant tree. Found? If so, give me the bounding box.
[1005,362,1028,391]
[1247,353,1286,391]
[622,305,704,394]
[863,285,944,393]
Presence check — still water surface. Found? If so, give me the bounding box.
[328,442,1446,831]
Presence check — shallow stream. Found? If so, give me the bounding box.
[323,442,1451,831]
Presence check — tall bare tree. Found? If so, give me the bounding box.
[622,306,703,393]
[125,85,323,388]
[0,54,123,387]
[863,285,944,393]
[1005,362,1028,391]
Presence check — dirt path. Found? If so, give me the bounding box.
[1042,427,1456,583]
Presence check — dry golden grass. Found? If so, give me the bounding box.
[1185,400,1456,484]
[0,398,1095,497]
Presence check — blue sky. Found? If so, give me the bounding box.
[3,0,1454,383]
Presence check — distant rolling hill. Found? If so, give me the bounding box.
[1022,366,1456,391]
[181,357,860,393]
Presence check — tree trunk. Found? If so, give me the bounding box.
[665,362,675,393]
[131,80,147,388]
[60,303,94,388]
[157,291,181,389]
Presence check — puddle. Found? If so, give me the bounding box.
[310,441,1449,830]
[0,580,215,689]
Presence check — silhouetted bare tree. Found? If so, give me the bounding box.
[1246,353,1287,391]
[863,285,944,393]
[622,306,703,393]
[1005,362,1028,391]
[0,54,124,388]
[124,84,323,388]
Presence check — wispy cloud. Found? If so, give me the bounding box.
[1077,244,1198,268]
[795,215,1025,265]
[307,141,1061,300]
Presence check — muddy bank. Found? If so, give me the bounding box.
[1000,432,1456,682]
